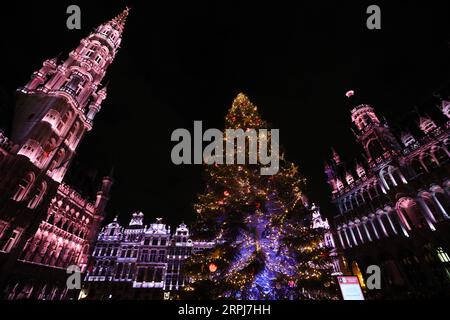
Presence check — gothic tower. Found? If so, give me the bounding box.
[0,9,129,294]
[13,8,129,182]
[347,90,402,166]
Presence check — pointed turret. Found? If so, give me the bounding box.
[345,90,401,164]
[418,115,438,135]
[12,9,131,183]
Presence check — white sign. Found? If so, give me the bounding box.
[338,276,365,300]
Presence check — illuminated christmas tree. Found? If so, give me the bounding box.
[183,94,336,300]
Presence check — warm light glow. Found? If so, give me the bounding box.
[209,263,218,273]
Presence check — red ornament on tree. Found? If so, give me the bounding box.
[288,280,295,288]
[224,191,230,197]
[255,202,261,209]
[209,263,218,273]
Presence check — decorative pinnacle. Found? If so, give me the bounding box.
[111,7,130,31]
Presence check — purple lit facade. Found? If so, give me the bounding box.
[82,213,214,300]
[326,93,450,299]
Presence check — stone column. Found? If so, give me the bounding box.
[385,212,398,235]
[377,215,389,237]
[355,220,365,244]
[337,230,346,249]
[416,197,437,231]
[388,171,398,187]
[348,224,358,246]
[431,193,450,220]
[395,208,412,232]
[369,219,380,239]
[362,219,373,242]
[343,228,353,248]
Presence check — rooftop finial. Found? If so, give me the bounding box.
[111,7,130,31]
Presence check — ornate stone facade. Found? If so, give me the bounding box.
[83,213,214,300]
[325,92,450,298]
[0,9,129,300]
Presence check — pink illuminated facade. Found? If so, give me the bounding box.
[0,9,129,300]
[325,93,450,299]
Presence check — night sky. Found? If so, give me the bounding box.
[0,1,449,228]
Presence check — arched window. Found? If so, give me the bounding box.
[56,110,73,131]
[433,147,449,165]
[66,122,79,143]
[12,172,35,202]
[27,181,47,209]
[367,139,384,161]
[421,153,439,170]
[411,158,427,176]
[85,49,95,58]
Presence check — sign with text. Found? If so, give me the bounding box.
[337,276,365,300]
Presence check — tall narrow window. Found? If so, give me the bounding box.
[95,56,102,64]
[28,181,47,209]
[12,172,35,202]
[85,50,94,58]
[150,250,157,262]
[57,111,73,132]
[158,250,165,262]
[0,221,8,239]
[1,228,23,253]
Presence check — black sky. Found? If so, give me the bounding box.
[0,1,449,228]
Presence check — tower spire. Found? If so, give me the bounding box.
[14,9,131,182]
[110,7,131,33]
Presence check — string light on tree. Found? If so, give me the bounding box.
[182,93,338,300]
